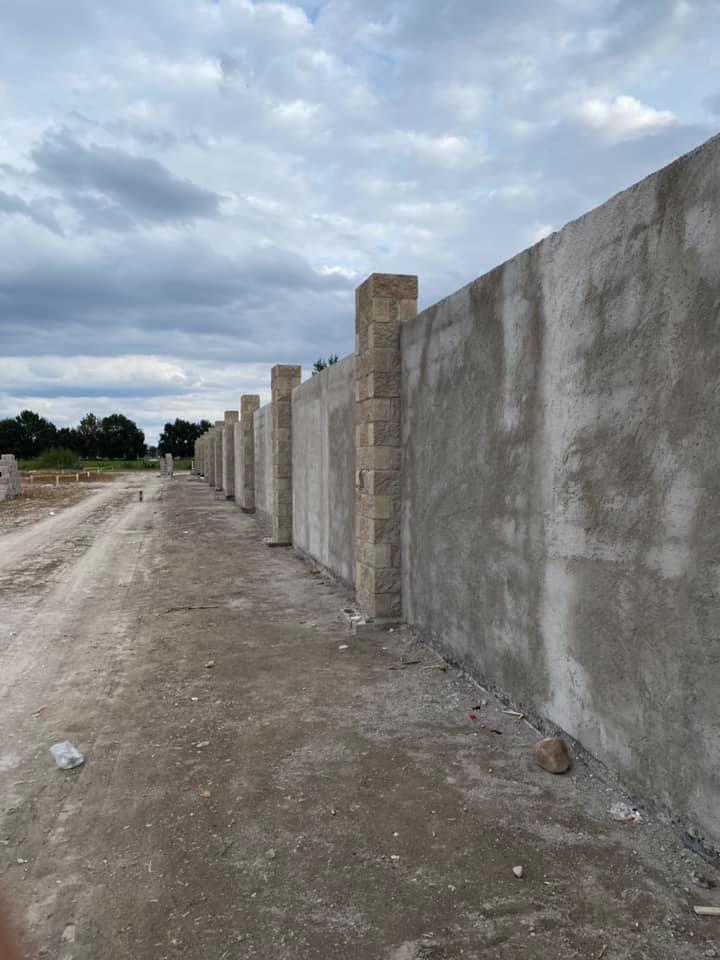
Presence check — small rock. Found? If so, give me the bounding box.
[692,871,717,890]
[195,741,210,749]
[512,865,524,879]
[704,948,718,958]
[205,660,215,669]
[534,737,571,774]
[266,849,276,860]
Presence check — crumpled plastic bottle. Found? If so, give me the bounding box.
[49,742,84,770]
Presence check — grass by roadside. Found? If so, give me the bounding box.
[17,456,192,472]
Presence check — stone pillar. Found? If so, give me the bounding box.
[214,420,224,491]
[354,273,417,620]
[165,453,173,477]
[0,454,21,502]
[270,365,301,545]
[207,428,216,487]
[160,455,168,478]
[235,395,260,512]
[193,439,199,474]
[222,410,238,499]
[200,433,208,478]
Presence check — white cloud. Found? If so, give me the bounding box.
[578,94,676,140]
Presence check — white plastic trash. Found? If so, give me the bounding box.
[50,741,85,770]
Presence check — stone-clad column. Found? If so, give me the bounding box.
[0,454,21,501]
[354,273,418,620]
[214,419,224,491]
[235,395,260,512]
[270,365,301,545]
[222,410,239,499]
[207,427,217,487]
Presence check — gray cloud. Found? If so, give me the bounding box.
[32,129,222,225]
[0,189,62,234]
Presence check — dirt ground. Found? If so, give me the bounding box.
[0,477,118,536]
[0,474,718,959]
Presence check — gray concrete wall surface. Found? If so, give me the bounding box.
[233,420,243,504]
[401,133,720,850]
[253,403,273,533]
[292,355,356,586]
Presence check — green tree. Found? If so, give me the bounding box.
[13,410,57,459]
[55,427,82,452]
[0,418,21,456]
[77,413,101,458]
[98,414,145,460]
[158,418,209,458]
[312,355,339,375]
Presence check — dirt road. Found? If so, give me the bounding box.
[0,475,717,959]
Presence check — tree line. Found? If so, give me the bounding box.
[0,412,212,461]
[0,410,147,460]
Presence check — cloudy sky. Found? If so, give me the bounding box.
[1,0,718,443]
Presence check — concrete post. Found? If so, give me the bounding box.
[207,428,216,487]
[270,365,301,545]
[0,454,21,501]
[199,433,207,478]
[354,273,418,620]
[214,420,224,491]
[165,453,173,477]
[222,410,239,499]
[160,456,168,478]
[235,395,260,512]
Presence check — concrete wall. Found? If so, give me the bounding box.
[401,134,720,849]
[253,402,273,533]
[292,355,355,586]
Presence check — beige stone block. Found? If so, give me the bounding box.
[241,395,260,417]
[367,371,401,398]
[354,377,369,403]
[356,398,393,424]
[274,439,290,459]
[368,419,401,447]
[367,297,392,322]
[356,446,401,472]
[372,592,402,619]
[364,470,400,498]
[355,512,371,543]
[365,347,400,374]
[368,321,401,350]
[274,487,292,506]
[367,273,418,300]
[355,539,392,568]
[271,364,301,390]
[368,517,400,545]
[355,282,370,323]
[398,298,418,322]
[372,566,401,594]
[359,493,393,520]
